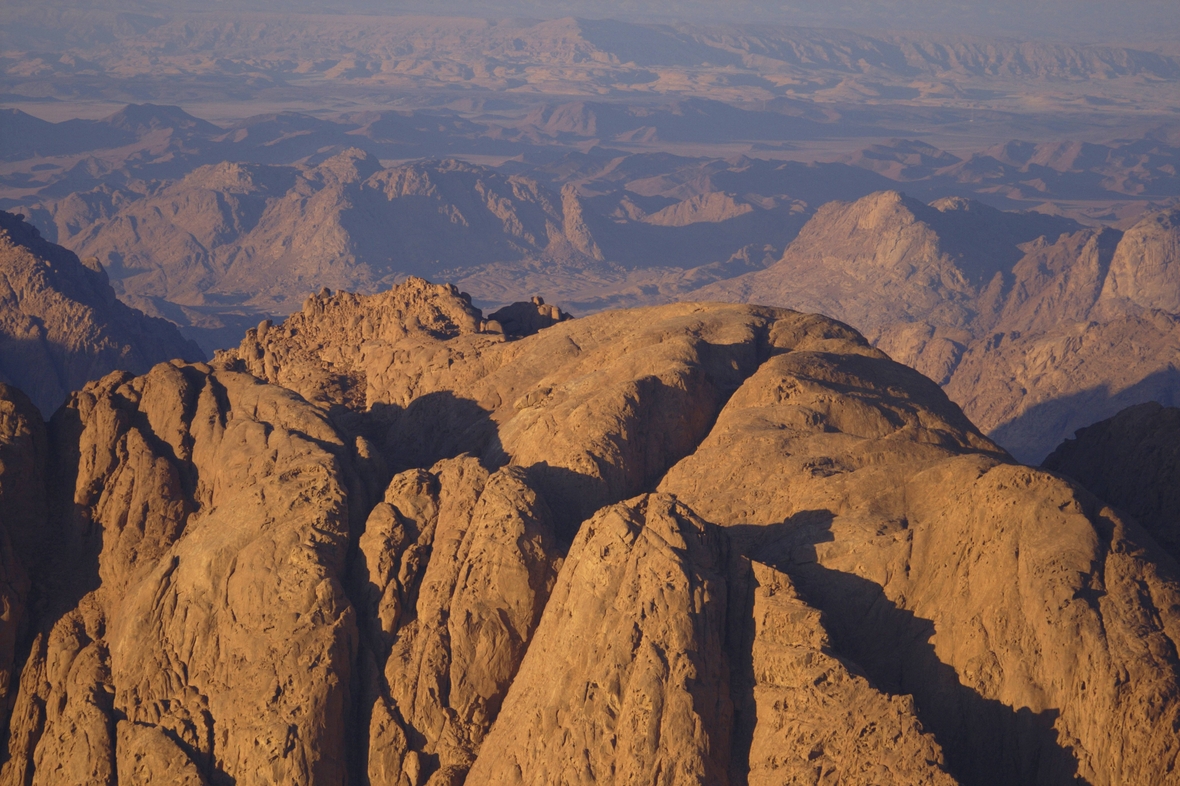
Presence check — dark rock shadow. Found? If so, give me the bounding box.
[728,511,1091,786]
[990,365,1180,464]
[331,392,505,483]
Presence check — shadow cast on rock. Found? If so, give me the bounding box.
[990,365,1180,465]
[729,512,1090,786]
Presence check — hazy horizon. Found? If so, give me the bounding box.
[6,0,1180,45]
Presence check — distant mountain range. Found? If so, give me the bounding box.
[695,192,1180,462]
[3,12,1178,112]
[5,102,1179,223]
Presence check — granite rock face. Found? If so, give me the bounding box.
[0,285,1177,785]
[1,362,358,786]
[658,342,1180,785]
[0,211,204,416]
[1043,401,1180,563]
[356,457,561,786]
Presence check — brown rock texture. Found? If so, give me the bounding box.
[1043,401,1180,563]
[744,561,956,786]
[1,362,359,786]
[944,311,1180,462]
[1099,209,1180,315]
[356,457,561,785]
[0,211,205,416]
[220,277,484,411]
[693,193,1180,462]
[466,494,736,786]
[658,335,1180,785]
[0,284,1178,785]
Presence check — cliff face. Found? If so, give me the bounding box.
[0,280,1177,785]
[0,211,204,417]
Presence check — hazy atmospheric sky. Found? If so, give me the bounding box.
[135,0,1180,41]
[29,0,1180,43]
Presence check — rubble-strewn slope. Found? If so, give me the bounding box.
[0,280,1177,785]
[695,194,1180,461]
[0,211,204,416]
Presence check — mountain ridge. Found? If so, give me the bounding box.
[0,209,204,415]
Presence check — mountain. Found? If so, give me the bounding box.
[47,152,595,318]
[0,280,1176,783]
[693,194,1180,461]
[0,210,203,415]
[23,151,825,350]
[1043,401,1180,564]
[4,13,1177,105]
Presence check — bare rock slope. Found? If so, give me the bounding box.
[0,211,204,416]
[1043,401,1180,564]
[0,279,1177,785]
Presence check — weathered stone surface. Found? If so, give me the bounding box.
[1043,401,1180,563]
[467,494,735,786]
[0,211,204,416]
[227,296,866,532]
[356,457,561,785]
[1098,208,1180,315]
[0,281,1177,785]
[220,277,484,411]
[116,721,209,786]
[945,311,1180,462]
[1,362,358,786]
[660,342,1180,786]
[745,561,957,786]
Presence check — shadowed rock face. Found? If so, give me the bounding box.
[1043,401,1180,564]
[0,285,1177,785]
[0,211,205,418]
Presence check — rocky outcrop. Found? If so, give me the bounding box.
[1043,401,1180,563]
[0,287,1178,785]
[1,362,359,786]
[0,211,204,416]
[944,311,1180,462]
[467,494,736,785]
[220,278,484,410]
[744,561,957,786]
[658,336,1180,785]
[356,457,561,785]
[1098,209,1180,315]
